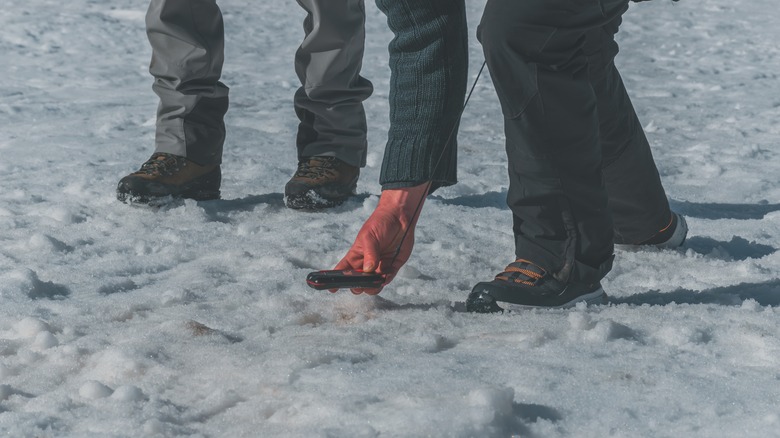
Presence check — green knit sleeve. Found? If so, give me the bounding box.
[375,0,468,192]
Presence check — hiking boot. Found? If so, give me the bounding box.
[285,156,359,210]
[116,153,221,204]
[465,259,607,313]
[631,212,688,249]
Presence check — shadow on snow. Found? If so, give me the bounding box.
[670,199,780,220]
[610,279,780,307]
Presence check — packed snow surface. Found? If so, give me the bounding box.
[2,0,780,437]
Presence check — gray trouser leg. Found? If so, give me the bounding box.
[294,0,373,167]
[147,0,229,166]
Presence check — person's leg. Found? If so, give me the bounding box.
[294,0,373,167]
[286,0,373,210]
[468,0,637,311]
[479,0,630,286]
[147,0,229,165]
[374,0,468,192]
[583,16,676,245]
[117,0,227,203]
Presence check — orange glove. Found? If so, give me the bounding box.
[333,183,429,295]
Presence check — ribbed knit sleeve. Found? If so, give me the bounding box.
[374,0,468,192]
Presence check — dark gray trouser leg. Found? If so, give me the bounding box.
[147,0,229,166]
[375,0,468,191]
[295,0,373,168]
[479,0,668,284]
[586,16,672,245]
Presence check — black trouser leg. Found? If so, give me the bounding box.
[585,17,672,244]
[479,0,642,284]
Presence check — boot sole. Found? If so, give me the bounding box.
[466,287,608,313]
[285,189,353,210]
[117,189,220,205]
[501,287,608,312]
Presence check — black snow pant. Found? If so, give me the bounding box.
[478,0,671,285]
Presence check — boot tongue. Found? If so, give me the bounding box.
[310,156,335,167]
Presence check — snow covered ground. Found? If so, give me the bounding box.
[2,0,780,436]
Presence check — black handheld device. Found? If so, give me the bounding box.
[305,63,487,294]
[306,270,385,290]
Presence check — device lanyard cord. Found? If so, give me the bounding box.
[388,60,488,267]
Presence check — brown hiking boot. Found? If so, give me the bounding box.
[116,153,221,204]
[285,156,359,210]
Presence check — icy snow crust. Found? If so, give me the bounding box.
[2,1,780,437]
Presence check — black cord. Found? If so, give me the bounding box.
[388,60,488,266]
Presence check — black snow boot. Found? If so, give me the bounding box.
[466,259,607,313]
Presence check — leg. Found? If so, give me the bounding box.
[146,0,229,166]
[286,0,372,210]
[117,0,226,204]
[294,0,373,167]
[374,0,468,191]
[583,16,672,244]
[478,0,630,285]
[468,0,634,311]
[468,0,684,311]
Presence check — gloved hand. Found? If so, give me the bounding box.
[332,183,429,295]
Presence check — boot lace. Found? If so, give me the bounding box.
[138,153,186,176]
[495,259,546,287]
[294,157,339,180]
